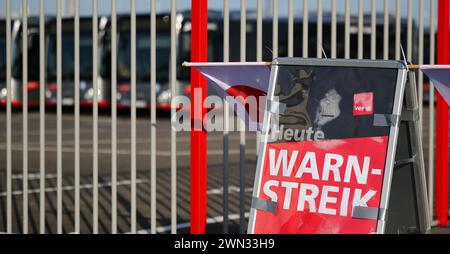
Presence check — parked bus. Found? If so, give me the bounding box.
[46,17,110,107]
[98,16,111,107]
[173,12,416,102]
[0,18,43,107]
[115,14,172,109]
[219,13,416,62]
[156,11,224,110]
[97,12,222,110]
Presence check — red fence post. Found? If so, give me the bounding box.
[190,0,208,234]
[436,0,449,227]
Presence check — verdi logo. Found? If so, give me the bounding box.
[353,92,374,116]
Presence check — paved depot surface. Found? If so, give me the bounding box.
[0,106,448,234]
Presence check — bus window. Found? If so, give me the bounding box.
[117,31,171,83]
[47,32,93,82]
[12,30,40,81]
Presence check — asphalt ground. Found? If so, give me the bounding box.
[0,107,257,234]
[0,105,449,234]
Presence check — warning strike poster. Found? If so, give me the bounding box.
[251,63,402,234]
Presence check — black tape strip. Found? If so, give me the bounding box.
[252,197,277,213]
[352,206,387,221]
[373,114,400,127]
[394,154,417,169]
[401,109,420,122]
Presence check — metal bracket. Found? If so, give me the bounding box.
[401,108,420,122]
[267,100,286,115]
[352,206,388,221]
[252,197,277,213]
[373,114,400,127]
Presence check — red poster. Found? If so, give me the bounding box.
[252,136,389,234]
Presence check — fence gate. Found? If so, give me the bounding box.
[0,0,445,234]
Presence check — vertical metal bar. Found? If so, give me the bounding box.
[257,0,262,61]
[418,0,424,140]
[415,5,428,229]
[428,0,436,220]
[395,0,401,60]
[22,0,29,234]
[170,0,177,234]
[150,0,157,234]
[222,0,230,234]
[150,0,157,235]
[331,0,337,58]
[130,0,137,234]
[74,0,80,234]
[384,0,389,60]
[345,0,350,59]
[288,0,293,57]
[239,0,247,234]
[39,0,46,234]
[407,0,413,61]
[56,0,63,234]
[358,0,363,59]
[317,0,322,58]
[303,0,308,58]
[6,0,12,234]
[92,0,99,234]
[255,0,262,161]
[190,0,208,234]
[436,0,450,227]
[273,0,278,58]
[371,0,377,60]
[111,0,118,234]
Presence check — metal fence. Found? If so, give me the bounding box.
[0,0,439,234]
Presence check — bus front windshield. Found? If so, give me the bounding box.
[47,32,93,82]
[117,31,170,83]
[12,31,40,81]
